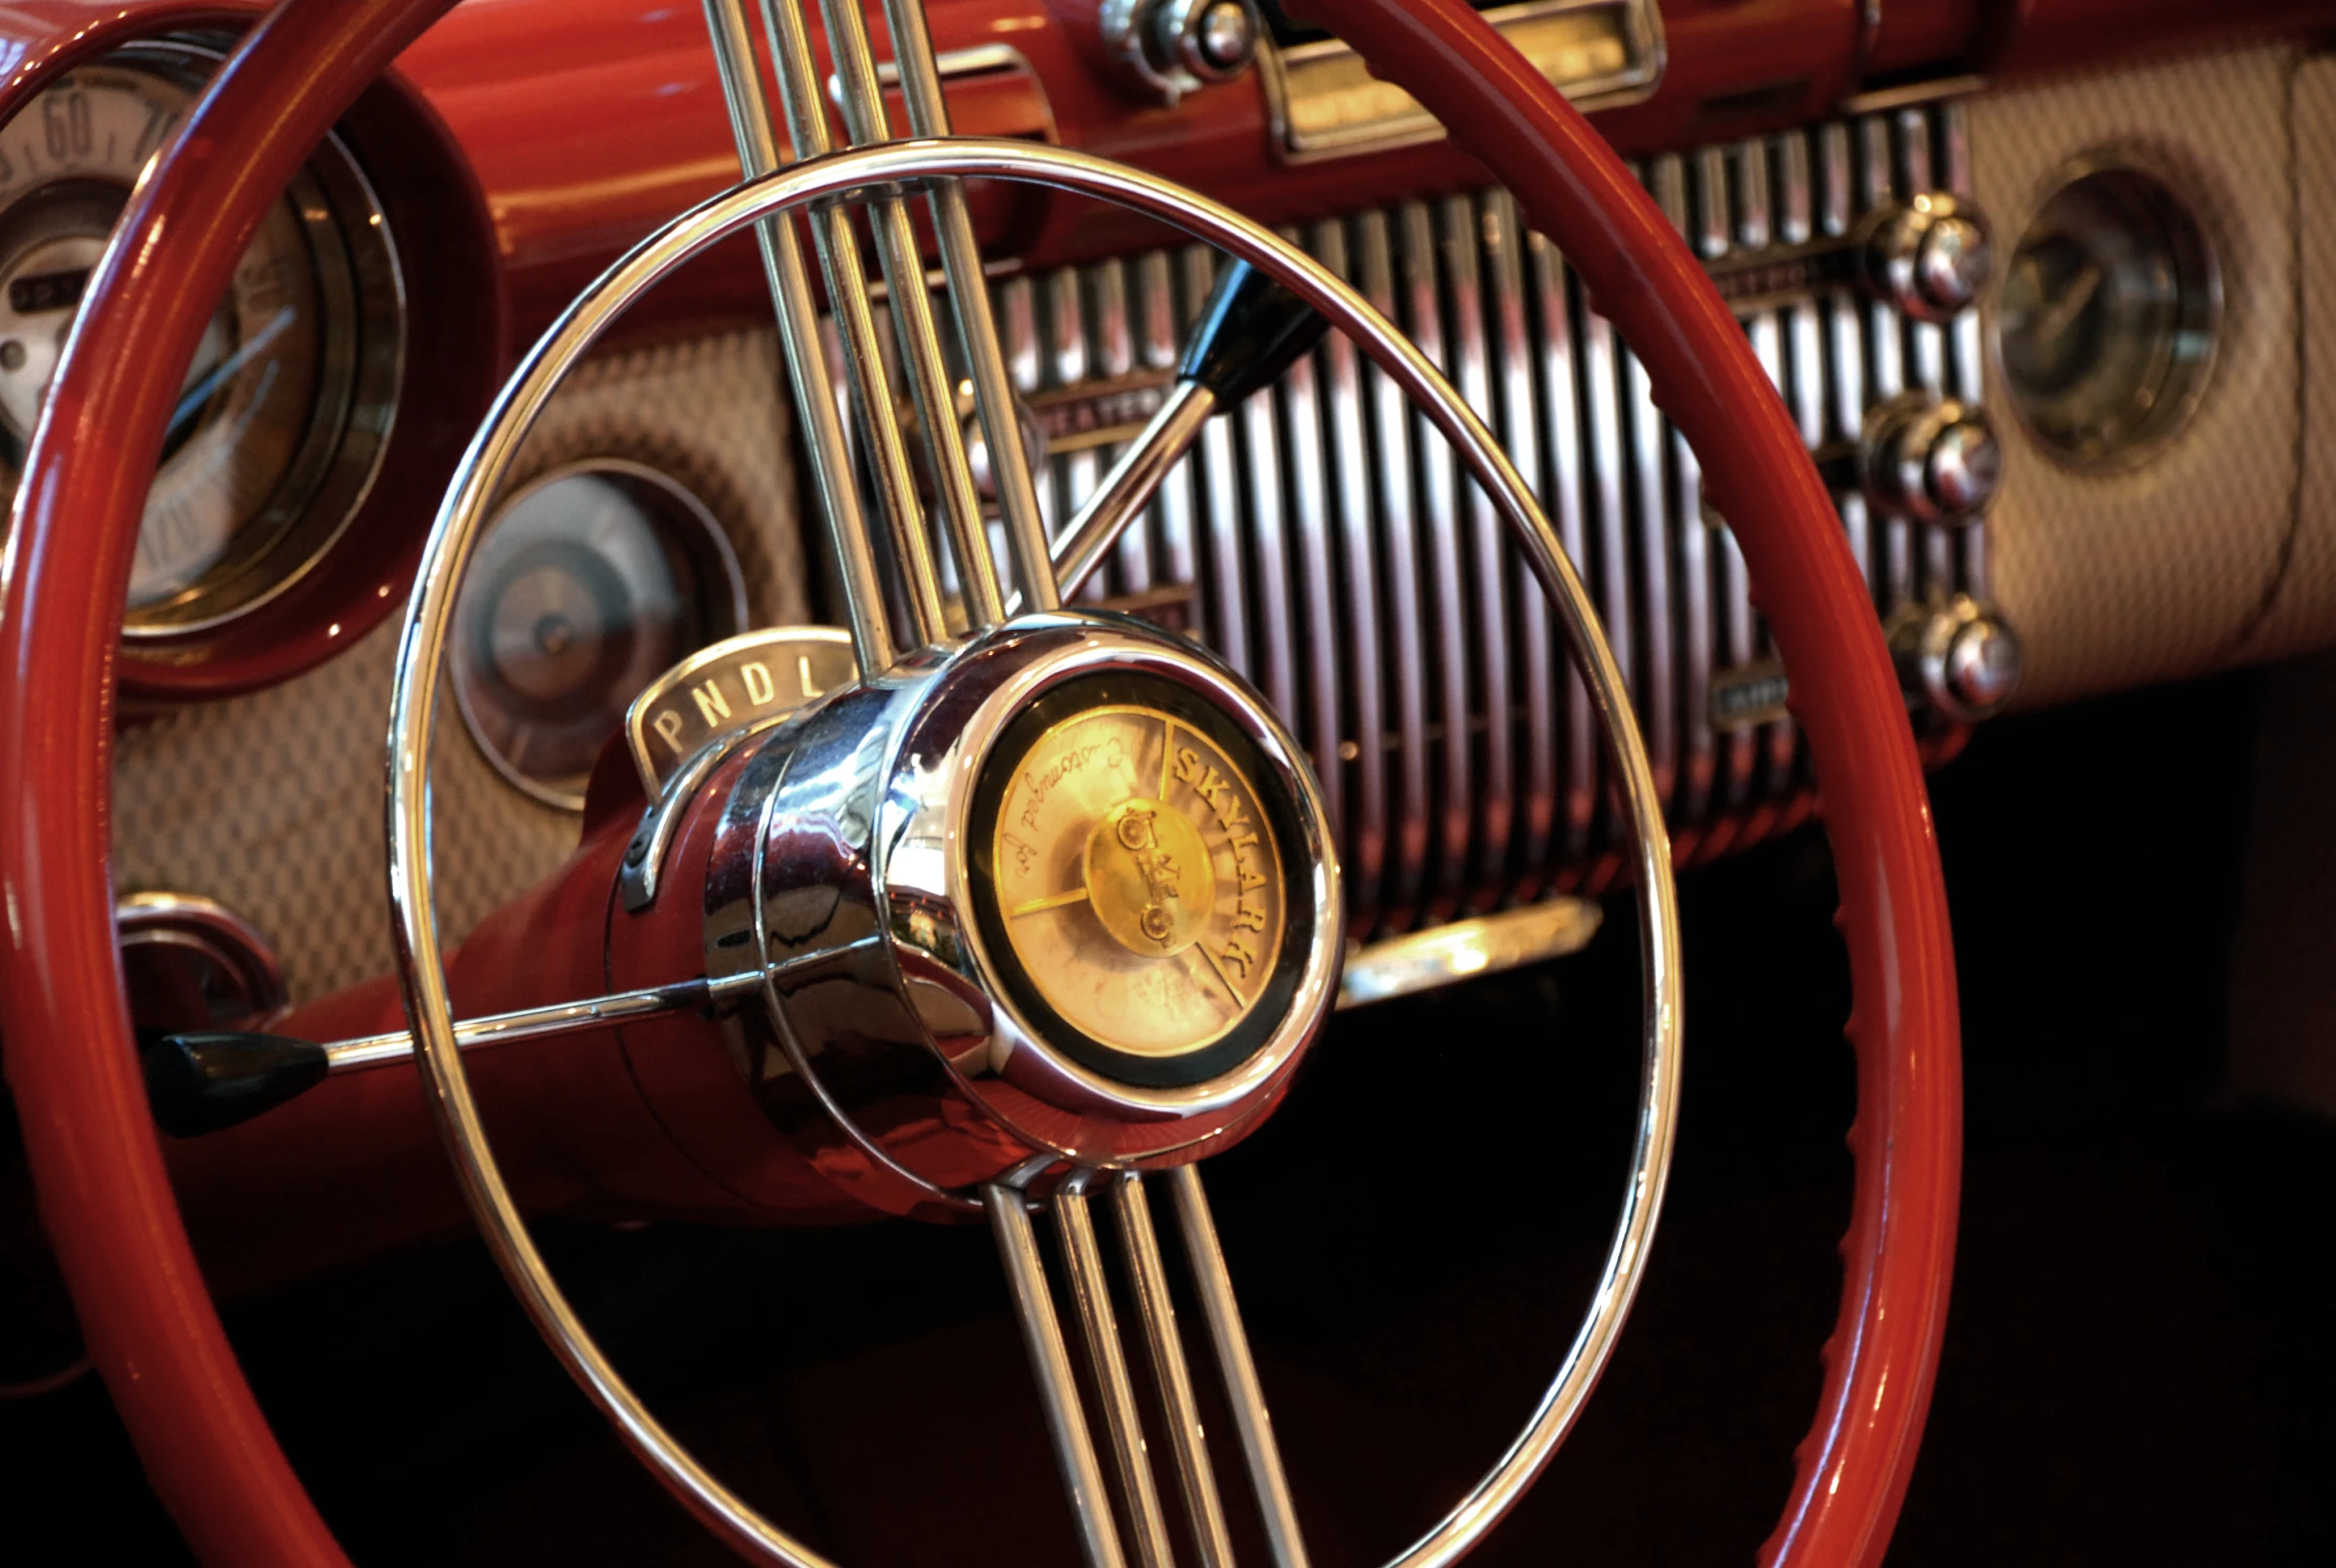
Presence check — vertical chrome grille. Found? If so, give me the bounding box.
[993,100,1983,938]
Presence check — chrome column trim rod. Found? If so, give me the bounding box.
[699,0,896,671]
[711,0,948,651]
[816,0,1006,626]
[877,0,1059,610]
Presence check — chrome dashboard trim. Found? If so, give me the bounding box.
[1257,0,1667,163]
[1336,897,1603,1008]
[990,98,1988,931]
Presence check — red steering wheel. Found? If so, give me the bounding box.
[0,0,1961,1563]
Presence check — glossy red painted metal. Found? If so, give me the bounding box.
[164,809,874,1301]
[0,8,467,1566]
[395,0,1873,340]
[1866,0,1985,79]
[1286,2,1962,1564]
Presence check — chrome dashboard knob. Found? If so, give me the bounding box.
[1893,595,2022,722]
[1861,394,2001,524]
[1103,0,1261,100]
[1172,0,1259,80]
[1860,191,1992,323]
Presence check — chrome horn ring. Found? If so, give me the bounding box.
[387,139,1682,1567]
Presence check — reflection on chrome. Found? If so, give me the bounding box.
[1337,898,1605,1008]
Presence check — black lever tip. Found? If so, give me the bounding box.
[1177,258,1330,406]
[144,1032,329,1138]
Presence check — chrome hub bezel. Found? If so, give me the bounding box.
[702,612,1342,1190]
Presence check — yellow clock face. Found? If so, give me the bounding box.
[975,678,1297,1087]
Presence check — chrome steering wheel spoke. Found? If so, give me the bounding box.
[994,1168,1308,1568]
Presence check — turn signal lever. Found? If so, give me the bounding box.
[1052,257,1328,593]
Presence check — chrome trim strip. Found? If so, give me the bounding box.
[1404,198,1472,918]
[1259,0,1666,162]
[1283,290,1345,842]
[1337,897,1603,1007]
[1527,232,1597,859]
[1358,208,1431,921]
[1319,217,1389,914]
[1487,190,1555,878]
[1244,281,1301,721]
[1623,161,1677,808]
[1447,192,1514,896]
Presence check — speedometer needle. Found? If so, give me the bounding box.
[163,305,294,451]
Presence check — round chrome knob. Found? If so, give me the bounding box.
[1862,395,2001,524]
[1154,0,1257,84]
[1895,595,2022,722]
[1181,0,1258,79]
[1862,192,1992,323]
[1105,0,1260,98]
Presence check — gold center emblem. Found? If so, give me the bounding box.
[987,703,1285,1062]
[1086,797,1216,956]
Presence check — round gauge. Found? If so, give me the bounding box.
[452,462,749,808]
[0,43,402,633]
[968,671,1311,1089]
[1997,159,2220,468]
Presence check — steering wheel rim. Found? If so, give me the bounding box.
[0,1,1961,1564]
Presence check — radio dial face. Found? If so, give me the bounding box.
[972,671,1303,1089]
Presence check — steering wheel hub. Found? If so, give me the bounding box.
[701,614,1341,1195]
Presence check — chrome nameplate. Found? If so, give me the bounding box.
[624,628,860,795]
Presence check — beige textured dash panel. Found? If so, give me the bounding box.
[1972,46,2303,709]
[113,327,808,1004]
[2239,54,2336,667]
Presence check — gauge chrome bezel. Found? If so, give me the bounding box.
[451,456,750,810]
[0,38,408,639]
[1992,146,2224,473]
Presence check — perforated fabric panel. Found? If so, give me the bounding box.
[1973,46,2304,709]
[2239,54,2336,667]
[113,327,808,1003]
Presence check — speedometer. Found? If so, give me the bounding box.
[0,41,402,635]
